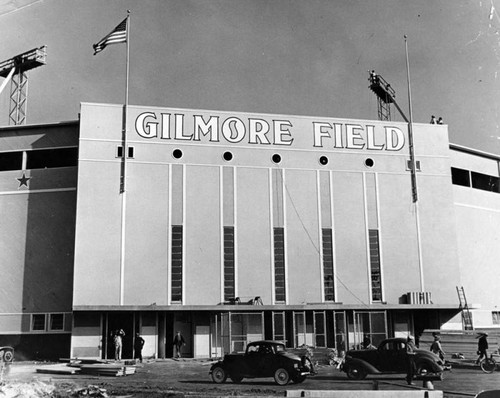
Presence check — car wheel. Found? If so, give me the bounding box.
[211,366,227,383]
[346,364,367,380]
[292,375,307,384]
[274,368,290,385]
[230,374,244,383]
[3,350,13,363]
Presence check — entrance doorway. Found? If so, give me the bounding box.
[104,312,134,360]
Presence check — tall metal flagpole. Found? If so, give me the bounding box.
[405,35,418,203]
[120,10,131,305]
[404,35,424,292]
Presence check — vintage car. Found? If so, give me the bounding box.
[341,338,444,380]
[209,340,314,385]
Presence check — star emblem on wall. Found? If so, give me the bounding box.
[17,173,31,189]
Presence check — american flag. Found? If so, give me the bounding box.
[93,17,127,55]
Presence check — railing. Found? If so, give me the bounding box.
[0,46,47,77]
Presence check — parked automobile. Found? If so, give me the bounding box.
[209,340,314,385]
[340,337,444,380]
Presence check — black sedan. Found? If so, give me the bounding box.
[341,338,444,380]
[209,340,314,385]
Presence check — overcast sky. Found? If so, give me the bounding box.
[1,0,499,153]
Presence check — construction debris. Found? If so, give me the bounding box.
[0,380,56,397]
[65,385,109,397]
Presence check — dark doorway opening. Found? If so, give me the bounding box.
[104,312,134,360]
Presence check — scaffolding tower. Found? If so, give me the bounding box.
[368,71,396,121]
[0,46,47,125]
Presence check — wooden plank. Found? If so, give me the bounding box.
[36,365,79,375]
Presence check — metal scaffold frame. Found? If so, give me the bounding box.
[0,46,46,125]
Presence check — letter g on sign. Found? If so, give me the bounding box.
[136,112,158,138]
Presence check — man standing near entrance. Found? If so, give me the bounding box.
[134,332,145,363]
[173,331,186,358]
[114,329,125,361]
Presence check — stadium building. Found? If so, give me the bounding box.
[0,102,498,360]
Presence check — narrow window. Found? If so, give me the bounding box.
[451,167,470,187]
[274,227,286,302]
[223,226,235,301]
[314,311,326,347]
[171,225,183,302]
[0,151,23,171]
[322,228,335,301]
[26,148,78,169]
[369,229,382,302]
[127,146,135,158]
[406,160,421,171]
[273,312,286,342]
[32,314,46,331]
[49,313,64,331]
[272,169,286,303]
[471,171,500,193]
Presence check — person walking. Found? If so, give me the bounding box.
[173,331,186,358]
[476,332,489,364]
[430,333,445,361]
[406,335,417,385]
[114,329,125,361]
[134,332,145,363]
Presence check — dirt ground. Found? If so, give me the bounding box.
[1,359,500,397]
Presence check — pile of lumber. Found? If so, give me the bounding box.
[78,363,136,377]
[36,364,79,375]
[36,359,136,377]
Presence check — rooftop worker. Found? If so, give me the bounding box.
[369,70,379,84]
[430,115,437,124]
[437,117,443,124]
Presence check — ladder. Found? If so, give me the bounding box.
[456,286,473,330]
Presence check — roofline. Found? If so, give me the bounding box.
[73,303,461,312]
[450,143,500,162]
[0,120,79,133]
[81,101,416,126]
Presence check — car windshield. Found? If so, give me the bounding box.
[381,341,406,351]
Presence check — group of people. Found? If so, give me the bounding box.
[428,331,490,364]
[111,329,145,362]
[111,329,186,361]
[405,331,491,385]
[430,115,444,124]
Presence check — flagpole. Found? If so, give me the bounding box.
[404,35,424,292]
[120,10,131,305]
[121,9,130,194]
